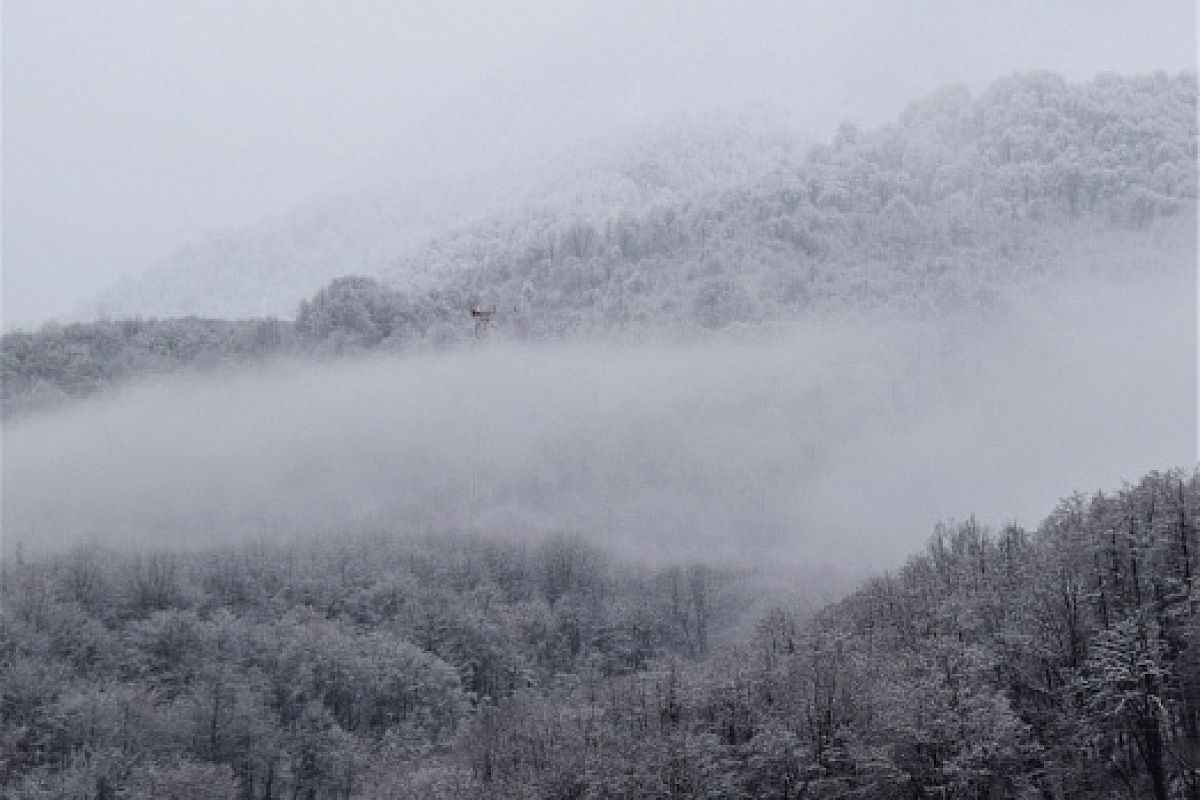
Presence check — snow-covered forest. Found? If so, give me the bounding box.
[3,469,1197,798]
[86,71,1196,325]
[4,71,1195,416]
[3,3,1198,796]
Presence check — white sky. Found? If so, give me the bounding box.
[3,0,1196,328]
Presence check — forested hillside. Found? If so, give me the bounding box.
[413,70,1197,337]
[3,468,1196,798]
[87,123,803,322]
[4,71,1196,418]
[90,71,1196,326]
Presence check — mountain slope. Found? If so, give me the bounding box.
[89,120,804,322]
[6,71,1194,418]
[89,71,1196,330]
[398,70,1196,337]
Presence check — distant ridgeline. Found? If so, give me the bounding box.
[4,70,1196,416]
[3,468,1197,798]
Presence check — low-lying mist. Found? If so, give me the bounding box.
[3,252,1194,574]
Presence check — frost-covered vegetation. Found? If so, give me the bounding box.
[412,70,1197,336]
[90,70,1197,324]
[5,70,1190,416]
[2,66,1196,798]
[3,468,1197,798]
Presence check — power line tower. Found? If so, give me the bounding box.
[470,302,496,340]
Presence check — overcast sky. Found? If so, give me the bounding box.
[3,0,1196,329]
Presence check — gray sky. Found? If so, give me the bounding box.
[3,0,1196,328]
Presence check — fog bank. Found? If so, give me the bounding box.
[4,254,1193,570]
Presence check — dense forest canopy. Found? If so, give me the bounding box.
[3,468,1197,798]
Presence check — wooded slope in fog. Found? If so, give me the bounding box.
[3,468,1196,798]
[91,70,1196,324]
[4,71,1196,417]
